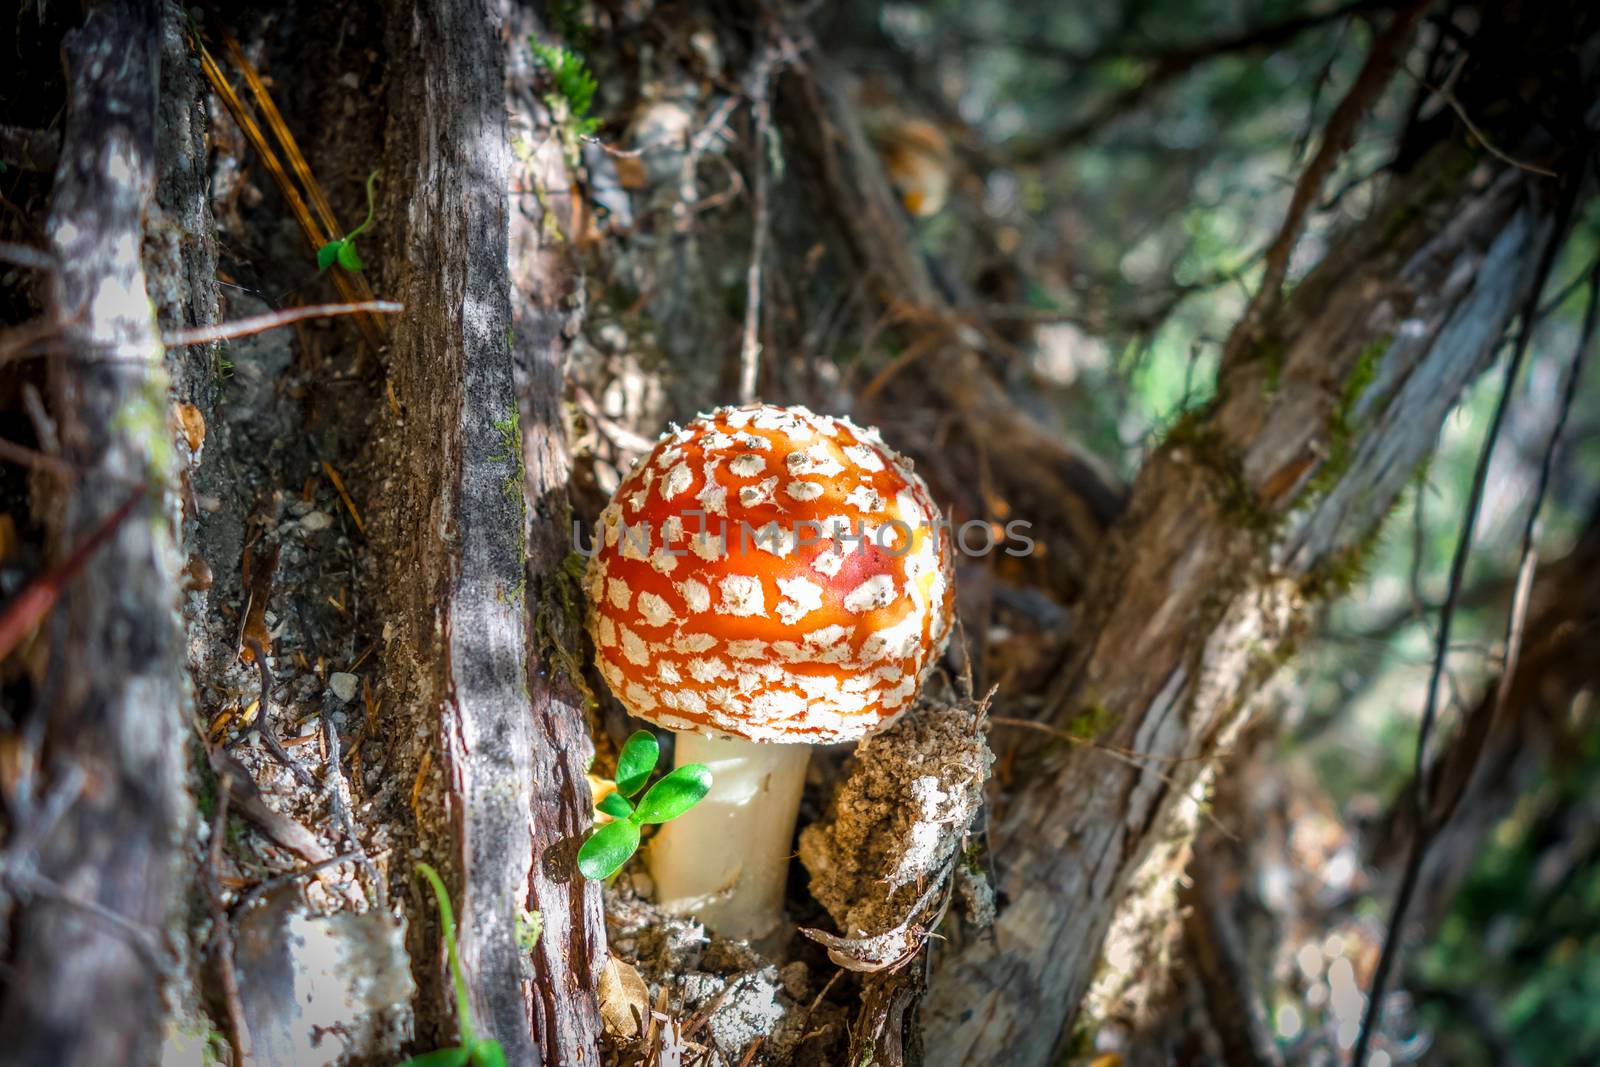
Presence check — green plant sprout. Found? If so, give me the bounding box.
[317,169,380,274]
[530,39,600,161]
[396,863,506,1067]
[578,730,711,881]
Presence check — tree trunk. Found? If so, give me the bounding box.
[0,2,191,1063]
[921,22,1596,1066]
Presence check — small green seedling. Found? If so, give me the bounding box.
[397,863,506,1067]
[317,169,380,274]
[578,730,711,881]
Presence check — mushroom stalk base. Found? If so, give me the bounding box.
[646,734,810,941]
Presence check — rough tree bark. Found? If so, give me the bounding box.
[505,4,609,1060]
[922,10,1599,1063]
[0,1,191,1063]
[372,1,577,1062]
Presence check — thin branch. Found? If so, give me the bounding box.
[738,40,778,405]
[205,788,251,1067]
[958,0,1392,69]
[1351,159,1590,1067]
[1225,0,1432,364]
[161,301,403,348]
[1404,58,1558,177]
[1002,0,1397,162]
[242,636,316,789]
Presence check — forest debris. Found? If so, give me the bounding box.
[176,402,206,452]
[797,696,991,940]
[600,955,652,1038]
[236,539,278,663]
[799,914,928,973]
[231,883,414,1066]
[320,462,365,533]
[209,749,332,865]
[605,891,830,1065]
[328,672,358,703]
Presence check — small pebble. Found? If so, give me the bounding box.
[301,510,334,532]
[329,672,359,703]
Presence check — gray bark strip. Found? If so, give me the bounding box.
[922,142,1582,1067]
[378,0,544,1061]
[504,7,608,1061]
[0,1,191,1064]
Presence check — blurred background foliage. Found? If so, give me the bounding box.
[814,1,1599,1062]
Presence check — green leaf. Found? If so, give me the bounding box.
[632,763,711,824]
[337,240,365,272]
[395,1048,471,1067]
[596,791,633,819]
[615,729,659,797]
[317,241,343,272]
[577,817,640,880]
[468,1039,507,1067]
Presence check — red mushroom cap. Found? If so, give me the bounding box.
[584,404,954,743]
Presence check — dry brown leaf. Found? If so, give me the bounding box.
[176,402,205,453]
[599,954,651,1039]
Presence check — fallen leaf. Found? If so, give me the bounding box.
[598,955,651,1039]
[176,402,206,452]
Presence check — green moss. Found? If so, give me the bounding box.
[192,738,218,820]
[515,908,543,952]
[1301,334,1390,502]
[1299,476,1409,601]
[1161,408,1282,539]
[1063,699,1116,741]
[532,548,596,709]
[113,373,177,484]
[1259,335,1285,396]
[490,404,526,509]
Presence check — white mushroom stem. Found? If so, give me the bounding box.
[645,733,810,941]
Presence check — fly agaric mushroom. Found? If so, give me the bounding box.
[584,403,954,939]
